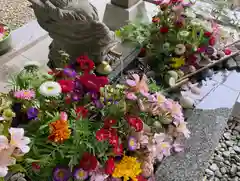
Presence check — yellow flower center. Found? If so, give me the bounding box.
[78,170,85,177]
[47,86,54,91]
[23,91,30,96]
[129,140,135,146]
[161,143,168,148]
[57,171,65,178]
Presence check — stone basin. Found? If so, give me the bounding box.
[0,23,12,55]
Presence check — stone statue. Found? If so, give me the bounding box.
[28,0,118,68]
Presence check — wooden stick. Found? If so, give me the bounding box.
[224,39,240,48]
[177,50,240,83]
[165,78,189,92]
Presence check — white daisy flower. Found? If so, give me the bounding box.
[39,81,62,97]
[175,44,186,55]
[179,31,190,38]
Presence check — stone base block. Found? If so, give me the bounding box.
[103,0,148,30]
[231,93,240,122]
[111,0,140,8]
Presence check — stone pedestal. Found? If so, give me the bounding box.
[103,0,148,30]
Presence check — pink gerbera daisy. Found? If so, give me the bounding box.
[13,90,35,100]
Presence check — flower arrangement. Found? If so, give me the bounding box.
[0,56,190,181]
[117,0,232,87]
[0,24,10,41]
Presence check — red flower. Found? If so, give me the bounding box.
[108,128,117,138]
[0,27,4,34]
[224,48,232,55]
[126,116,143,132]
[79,152,98,171]
[204,31,212,38]
[65,94,72,104]
[105,157,115,175]
[76,56,95,73]
[75,106,88,118]
[58,80,74,93]
[171,0,182,3]
[152,17,160,23]
[32,162,40,171]
[104,118,117,128]
[113,143,123,156]
[136,175,148,181]
[209,36,216,46]
[78,74,109,92]
[96,128,109,141]
[109,135,119,146]
[48,69,63,78]
[160,27,169,33]
[139,48,146,57]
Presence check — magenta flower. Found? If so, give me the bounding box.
[125,92,137,100]
[13,90,35,100]
[128,136,138,151]
[73,167,89,180]
[52,166,71,181]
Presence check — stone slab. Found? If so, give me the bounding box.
[103,0,148,30]
[111,0,140,8]
[196,84,239,110]
[11,20,47,51]
[222,70,240,91]
[21,36,52,65]
[155,108,231,181]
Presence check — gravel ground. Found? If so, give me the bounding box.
[204,119,240,181]
[0,0,35,30]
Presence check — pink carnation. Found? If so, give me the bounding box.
[13,90,35,100]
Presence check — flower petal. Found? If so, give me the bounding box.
[132,74,140,82]
[0,166,8,177]
[126,79,137,87]
[0,135,9,150]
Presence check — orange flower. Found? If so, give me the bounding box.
[48,119,71,143]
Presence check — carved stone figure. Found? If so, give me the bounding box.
[28,0,118,68]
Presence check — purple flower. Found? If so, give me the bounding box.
[52,166,71,181]
[27,107,39,120]
[63,68,77,77]
[71,92,81,102]
[73,167,89,180]
[128,136,138,151]
[93,100,104,108]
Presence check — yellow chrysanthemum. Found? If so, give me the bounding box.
[170,57,185,69]
[112,155,142,181]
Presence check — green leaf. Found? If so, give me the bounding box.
[9,164,26,173]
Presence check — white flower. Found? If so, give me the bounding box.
[0,148,16,177]
[175,44,186,55]
[191,19,201,26]
[39,81,62,97]
[162,42,170,51]
[24,61,41,69]
[0,136,9,151]
[179,31,190,38]
[9,128,30,153]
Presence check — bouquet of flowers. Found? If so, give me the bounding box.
[0,56,190,181]
[0,24,10,41]
[117,0,231,87]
